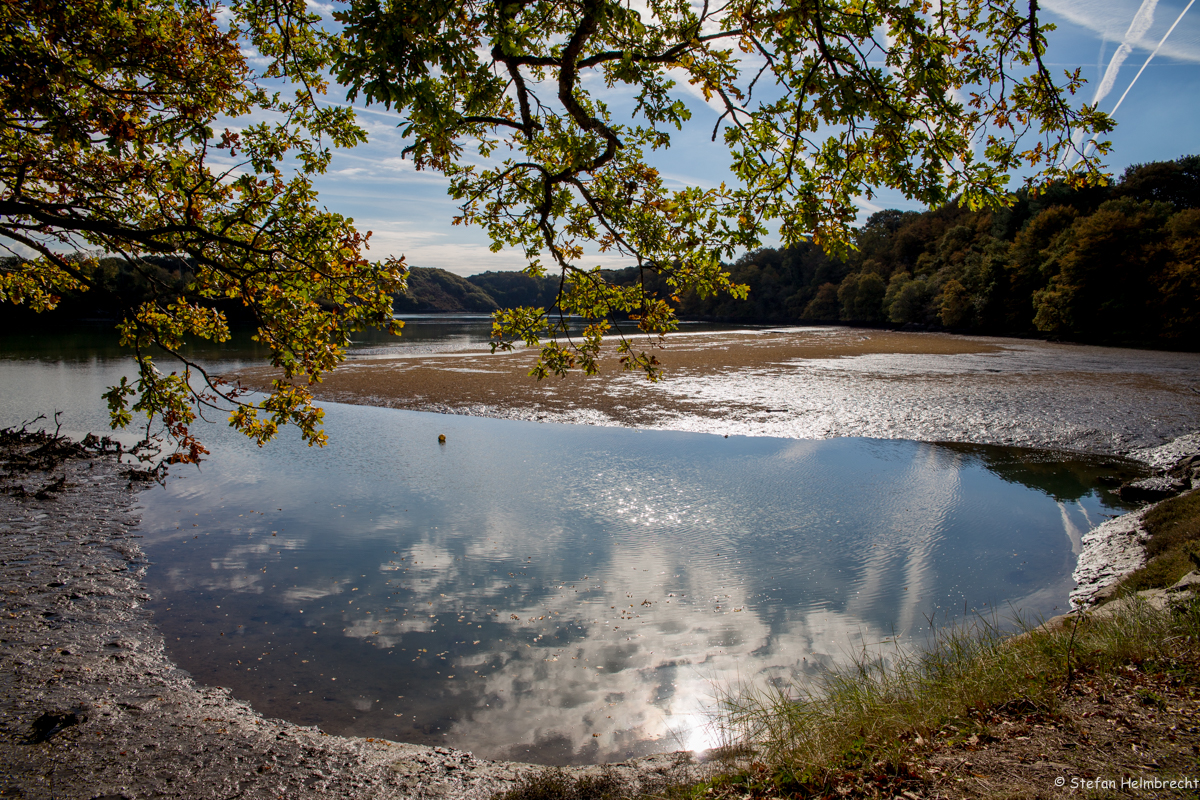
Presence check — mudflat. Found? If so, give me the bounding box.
[232,327,1200,454]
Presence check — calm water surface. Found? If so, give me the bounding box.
[0,322,1147,764]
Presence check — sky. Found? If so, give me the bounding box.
[294,0,1200,276]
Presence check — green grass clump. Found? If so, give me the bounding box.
[1144,489,1200,557]
[494,762,699,800]
[719,597,1200,785]
[1119,549,1194,592]
[1115,489,1200,594]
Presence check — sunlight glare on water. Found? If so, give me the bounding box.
[0,323,1163,766]
[128,404,1138,765]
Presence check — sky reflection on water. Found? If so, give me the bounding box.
[0,325,1150,764]
[133,404,1139,764]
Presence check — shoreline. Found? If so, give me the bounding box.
[3,415,1198,795]
[1069,435,1200,608]
[0,433,711,798]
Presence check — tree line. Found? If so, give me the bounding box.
[654,155,1200,349]
[9,156,1196,353]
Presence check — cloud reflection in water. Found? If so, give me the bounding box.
[137,406,1137,764]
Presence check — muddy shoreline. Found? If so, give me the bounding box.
[0,436,704,798]
[234,328,1200,456]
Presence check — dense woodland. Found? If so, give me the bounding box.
[5,156,1197,350]
[662,154,1200,348]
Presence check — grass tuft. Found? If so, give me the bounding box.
[1120,549,1194,592]
[494,768,633,800]
[494,761,700,800]
[717,595,1200,791]
[1117,489,1200,593]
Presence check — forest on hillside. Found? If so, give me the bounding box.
[617,155,1200,348]
[5,156,1196,350]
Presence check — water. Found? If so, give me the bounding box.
[0,322,1151,764]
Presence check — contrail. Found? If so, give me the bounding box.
[1110,0,1196,114]
[1093,0,1160,105]
[1065,0,1159,166]
[1080,0,1196,159]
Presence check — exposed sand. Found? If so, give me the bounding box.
[233,327,1200,455]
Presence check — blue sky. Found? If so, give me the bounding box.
[305,0,1200,276]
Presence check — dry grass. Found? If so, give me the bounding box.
[715,597,1200,792]
[495,492,1200,800]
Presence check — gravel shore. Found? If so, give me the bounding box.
[0,433,704,799]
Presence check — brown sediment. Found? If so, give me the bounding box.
[230,327,1200,455]
[919,663,1200,800]
[233,329,1000,427]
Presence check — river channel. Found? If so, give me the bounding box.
[0,321,1194,764]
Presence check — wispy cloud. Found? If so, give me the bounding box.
[855,196,885,214]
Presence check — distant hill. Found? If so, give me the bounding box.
[393,267,498,313]
[466,270,559,310]
[392,267,560,313]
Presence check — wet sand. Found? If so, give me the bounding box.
[233,327,1200,455]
